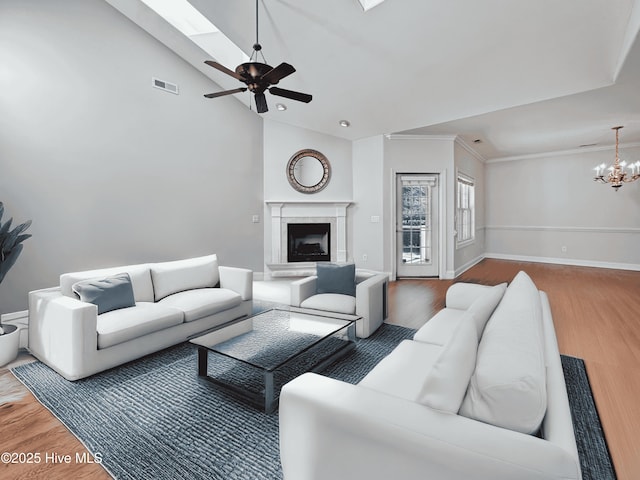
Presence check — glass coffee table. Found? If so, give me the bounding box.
[189,308,358,413]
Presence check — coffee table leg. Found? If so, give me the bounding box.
[198,347,208,376]
[347,322,356,342]
[264,371,275,413]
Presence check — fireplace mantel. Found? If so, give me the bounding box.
[266,201,352,277]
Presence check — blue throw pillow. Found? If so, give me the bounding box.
[316,263,356,297]
[72,273,136,315]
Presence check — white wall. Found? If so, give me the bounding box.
[263,120,353,202]
[352,136,385,271]
[0,0,264,313]
[486,146,640,268]
[262,120,353,269]
[453,141,486,274]
[383,136,456,277]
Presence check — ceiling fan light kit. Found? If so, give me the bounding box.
[593,126,640,191]
[203,0,312,114]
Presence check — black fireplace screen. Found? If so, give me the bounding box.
[287,223,331,262]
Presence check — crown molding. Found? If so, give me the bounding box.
[454,136,487,163]
[384,134,457,141]
[486,142,640,164]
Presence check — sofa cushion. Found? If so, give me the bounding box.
[467,282,507,337]
[97,302,184,349]
[316,263,356,296]
[418,316,478,413]
[72,273,136,315]
[61,264,154,302]
[300,293,356,315]
[151,254,219,301]
[358,340,442,401]
[158,288,242,322]
[413,308,467,346]
[459,271,547,434]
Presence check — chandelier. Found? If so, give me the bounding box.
[593,126,640,191]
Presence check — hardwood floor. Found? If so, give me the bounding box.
[388,259,640,480]
[1,259,638,479]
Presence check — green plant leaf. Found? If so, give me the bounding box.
[0,217,12,236]
[1,219,31,253]
[0,244,22,284]
[3,220,32,250]
[14,233,32,246]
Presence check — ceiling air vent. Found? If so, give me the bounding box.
[152,77,179,95]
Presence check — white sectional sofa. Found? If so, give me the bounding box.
[28,254,252,380]
[279,271,581,480]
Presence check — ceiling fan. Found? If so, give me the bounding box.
[203,0,312,113]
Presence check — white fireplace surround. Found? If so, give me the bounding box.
[266,202,351,277]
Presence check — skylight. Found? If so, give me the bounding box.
[357,0,386,11]
[139,0,249,67]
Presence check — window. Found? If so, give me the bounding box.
[456,172,475,247]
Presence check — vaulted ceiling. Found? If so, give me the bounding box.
[107,0,640,160]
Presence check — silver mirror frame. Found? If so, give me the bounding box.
[286,149,331,193]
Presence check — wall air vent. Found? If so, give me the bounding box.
[152,77,179,95]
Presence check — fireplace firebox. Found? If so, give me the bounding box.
[288,223,331,262]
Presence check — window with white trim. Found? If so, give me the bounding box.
[456,172,475,247]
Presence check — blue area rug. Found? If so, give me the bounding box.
[561,356,617,479]
[12,324,615,480]
[12,323,414,480]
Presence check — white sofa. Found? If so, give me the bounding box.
[290,270,388,338]
[279,271,581,480]
[28,254,252,381]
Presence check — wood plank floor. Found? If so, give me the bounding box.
[1,258,638,479]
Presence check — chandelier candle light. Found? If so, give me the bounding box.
[594,126,640,191]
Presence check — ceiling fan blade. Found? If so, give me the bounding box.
[204,87,247,99]
[204,60,244,81]
[269,87,312,103]
[255,92,268,113]
[262,62,296,85]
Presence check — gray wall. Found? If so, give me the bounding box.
[453,141,486,274]
[485,146,640,268]
[383,137,456,278]
[0,0,264,313]
[352,135,385,272]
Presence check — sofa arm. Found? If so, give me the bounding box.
[355,273,387,338]
[279,373,580,480]
[290,276,317,307]
[28,288,98,381]
[446,282,498,309]
[218,266,252,300]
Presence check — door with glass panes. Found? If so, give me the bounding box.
[396,174,439,277]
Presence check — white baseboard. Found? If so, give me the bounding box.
[253,271,265,281]
[484,253,640,272]
[454,255,485,278]
[1,310,28,322]
[442,270,456,280]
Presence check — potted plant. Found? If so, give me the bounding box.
[0,202,31,366]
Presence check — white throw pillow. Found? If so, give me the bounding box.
[151,254,219,301]
[418,314,479,413]
[459,271,547,434]
[467,282,507,337]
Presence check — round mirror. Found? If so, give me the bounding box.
[287,149,331,193]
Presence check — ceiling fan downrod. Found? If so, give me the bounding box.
[251,0,266,63]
